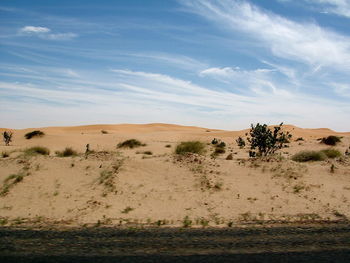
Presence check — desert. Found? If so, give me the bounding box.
[1,123,349,228]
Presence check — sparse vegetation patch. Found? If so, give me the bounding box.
[25,130,45,140]
[320,148,342,159]
[292,151,326,162]
[175,141,205,155]
[1,152,9,158]
[321,136,341,146]
[55,147,78,157]
[24,146,50,156]
[0,172,28,196]
[117,139,145,149]
[236,137,246,148]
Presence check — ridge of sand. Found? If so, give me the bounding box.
[1,123,348,135]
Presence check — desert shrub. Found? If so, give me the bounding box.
[142,151,153,155]
[101,130,108,134]
[247,123,292,157]
[236,137,246,148]
[117,139,144,149]
[24,146,50,156]
[295,137,304,141]
[321,136,341,146]
[25,130,45,140]
[320,148,342,159]
[55,147,78,157]
[1,152,9,158]
[0,172,27,196]
[175,141,205,155]
[214,147,225,155]
[211,138,218,145]
[292,151,326,162]
[2,131,13,146]
[165,144,171,148]
[226,153,233,160]
[218,141,226,148]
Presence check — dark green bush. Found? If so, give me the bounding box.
[214,147,225,154]
[24,146,50,156]
[211,138,218,145]
[247,123,292,157]
[321,136,341,146]
[218,141,226,148]
[117,139,144,149]
[56,147,78,157]
[25,130,45,140]
[292,151,326,162]
[320,148,342,158]
[236,137,246,148]
[1,152,9,158]
[175,141,205,155]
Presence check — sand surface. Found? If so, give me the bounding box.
[0,123,349,227]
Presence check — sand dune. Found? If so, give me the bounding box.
[0,123,349,228]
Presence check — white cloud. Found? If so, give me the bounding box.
[20,26,50,33]
[308,0,350,18]
[199,67,237,77]
[182,0,350,71]
[1,68,350,130]
[18,25,77,40]
[45,33,77,40]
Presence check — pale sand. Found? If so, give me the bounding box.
[0,123,349,227]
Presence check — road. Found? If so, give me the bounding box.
[1,222,350,262]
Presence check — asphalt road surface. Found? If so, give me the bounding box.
[1,222,350,262]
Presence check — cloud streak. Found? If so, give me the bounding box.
[18,25,77,40]
[182,0,350,71]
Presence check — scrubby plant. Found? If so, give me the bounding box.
[55,147,78,157]
[0,172,27,196]
[236,137,246,148]
[321,136,341,146]
[211,138,218,145]
[101,130,108,134]
[292,151,326,162]
[295,137,304,142]
[226,153,233,160]
[320,148,342,159]
[121,206,134,214]
[24,146,50,156]
[142,151,153,155]
[175,141,205,155]
[1,152,9,158]
[117,139,145,149]
[165,144,171,148]
[2,131,13,146]
[183,216,192,228]
[247,123,292,157]
[214,146,225,155]
[218,141,226,148]
[25,130,45,140]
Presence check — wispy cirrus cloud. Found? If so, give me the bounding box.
[18,25,77,40]
[312,0,350,18]
[182,0,350,71]
[20,26,50,33]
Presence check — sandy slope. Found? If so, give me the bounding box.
[0,123,349,227]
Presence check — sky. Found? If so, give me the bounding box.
[1,0,350,131]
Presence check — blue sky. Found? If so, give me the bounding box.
[1,0,350,130]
